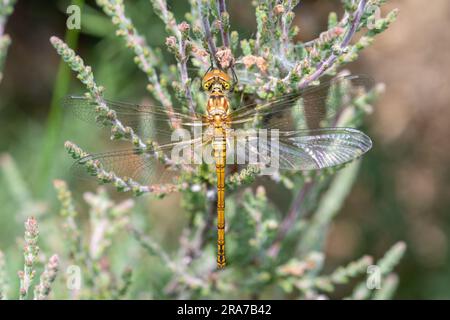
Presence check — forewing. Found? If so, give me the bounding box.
[229,75,374,131]
[63,96,206,144]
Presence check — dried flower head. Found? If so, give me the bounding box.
[242,55,268,73]
[215,47,234,69]
[273,4,285,15]
[178,21,190,33]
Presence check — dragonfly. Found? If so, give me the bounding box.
[64,68,373,269]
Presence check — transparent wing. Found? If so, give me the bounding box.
[63,96,206,144]
[71,136,212,186]
[228,75,374,131]
[227,128,372,170]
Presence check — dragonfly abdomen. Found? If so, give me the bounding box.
[213,130,227,269]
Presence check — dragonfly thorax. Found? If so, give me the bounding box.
[207,94,229,127]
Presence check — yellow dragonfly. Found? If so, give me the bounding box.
[64,68,373,269]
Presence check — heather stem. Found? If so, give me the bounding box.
[298,0,367,89]
[267,180,314,258]
[216,0,230,48]
[149,0,196,114]
[0,0,16,84]
[0,251,7,300]
[96,0,178,127]
[18,217,39,300]
[33,255,59,300]
[178,23,196,114]
[197,0,218,65]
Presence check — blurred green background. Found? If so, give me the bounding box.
[1,0,449,299]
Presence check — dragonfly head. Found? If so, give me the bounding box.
[202,68,232,93]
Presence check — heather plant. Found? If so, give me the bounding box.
[0,0,405,300]
[0,0,16,84]
[0,215,60,300]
